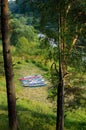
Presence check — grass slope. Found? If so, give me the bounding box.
[0,55,86,130]
[0,57,56,130]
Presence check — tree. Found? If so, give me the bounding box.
[10,0,86,130]
[1,0,18,130]
[16,36,29,55]
[34,1,86,130]
[10,18,38,46]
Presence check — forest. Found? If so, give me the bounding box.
[0,0,86,130]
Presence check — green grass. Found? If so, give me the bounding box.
[0,112,9,130]
[16,99,56,130]
[0,50,86,130]
[0,56,56,130]
[65,109,86,130]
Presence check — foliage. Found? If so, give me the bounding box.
[48,63,58,100]
[38,37,58,65]
[16,36,29,55]
[7,0,86,129]
[10,18,38,46]
[35,0,86,102]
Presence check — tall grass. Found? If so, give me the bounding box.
[65,109,86,130]
[0,45,86,130]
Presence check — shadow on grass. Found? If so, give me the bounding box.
[0,112,9,130]
[0,103,86,130]
[17,104,56,130]
[0,104,8,111]
[65,117,86,130]
[0,101,56,130]
[0,89,56,129]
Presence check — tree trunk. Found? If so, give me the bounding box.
[56,9,64,130]
[1,0,18,130]
[57,63,64,130]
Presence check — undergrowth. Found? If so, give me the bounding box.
[0,45,86,130]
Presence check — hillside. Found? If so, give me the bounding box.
[0,1,86,130]
[0,51,86,130]
[0,51,56,130]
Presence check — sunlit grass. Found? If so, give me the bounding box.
[0,44,86,130]
[65,109,86,130]
[16,98,56,130]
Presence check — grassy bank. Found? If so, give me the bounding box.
[0,48,86,129]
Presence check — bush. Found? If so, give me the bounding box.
[16,37,29,55]
[10,18,38,46]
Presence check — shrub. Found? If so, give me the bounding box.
[16,37,29,55]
